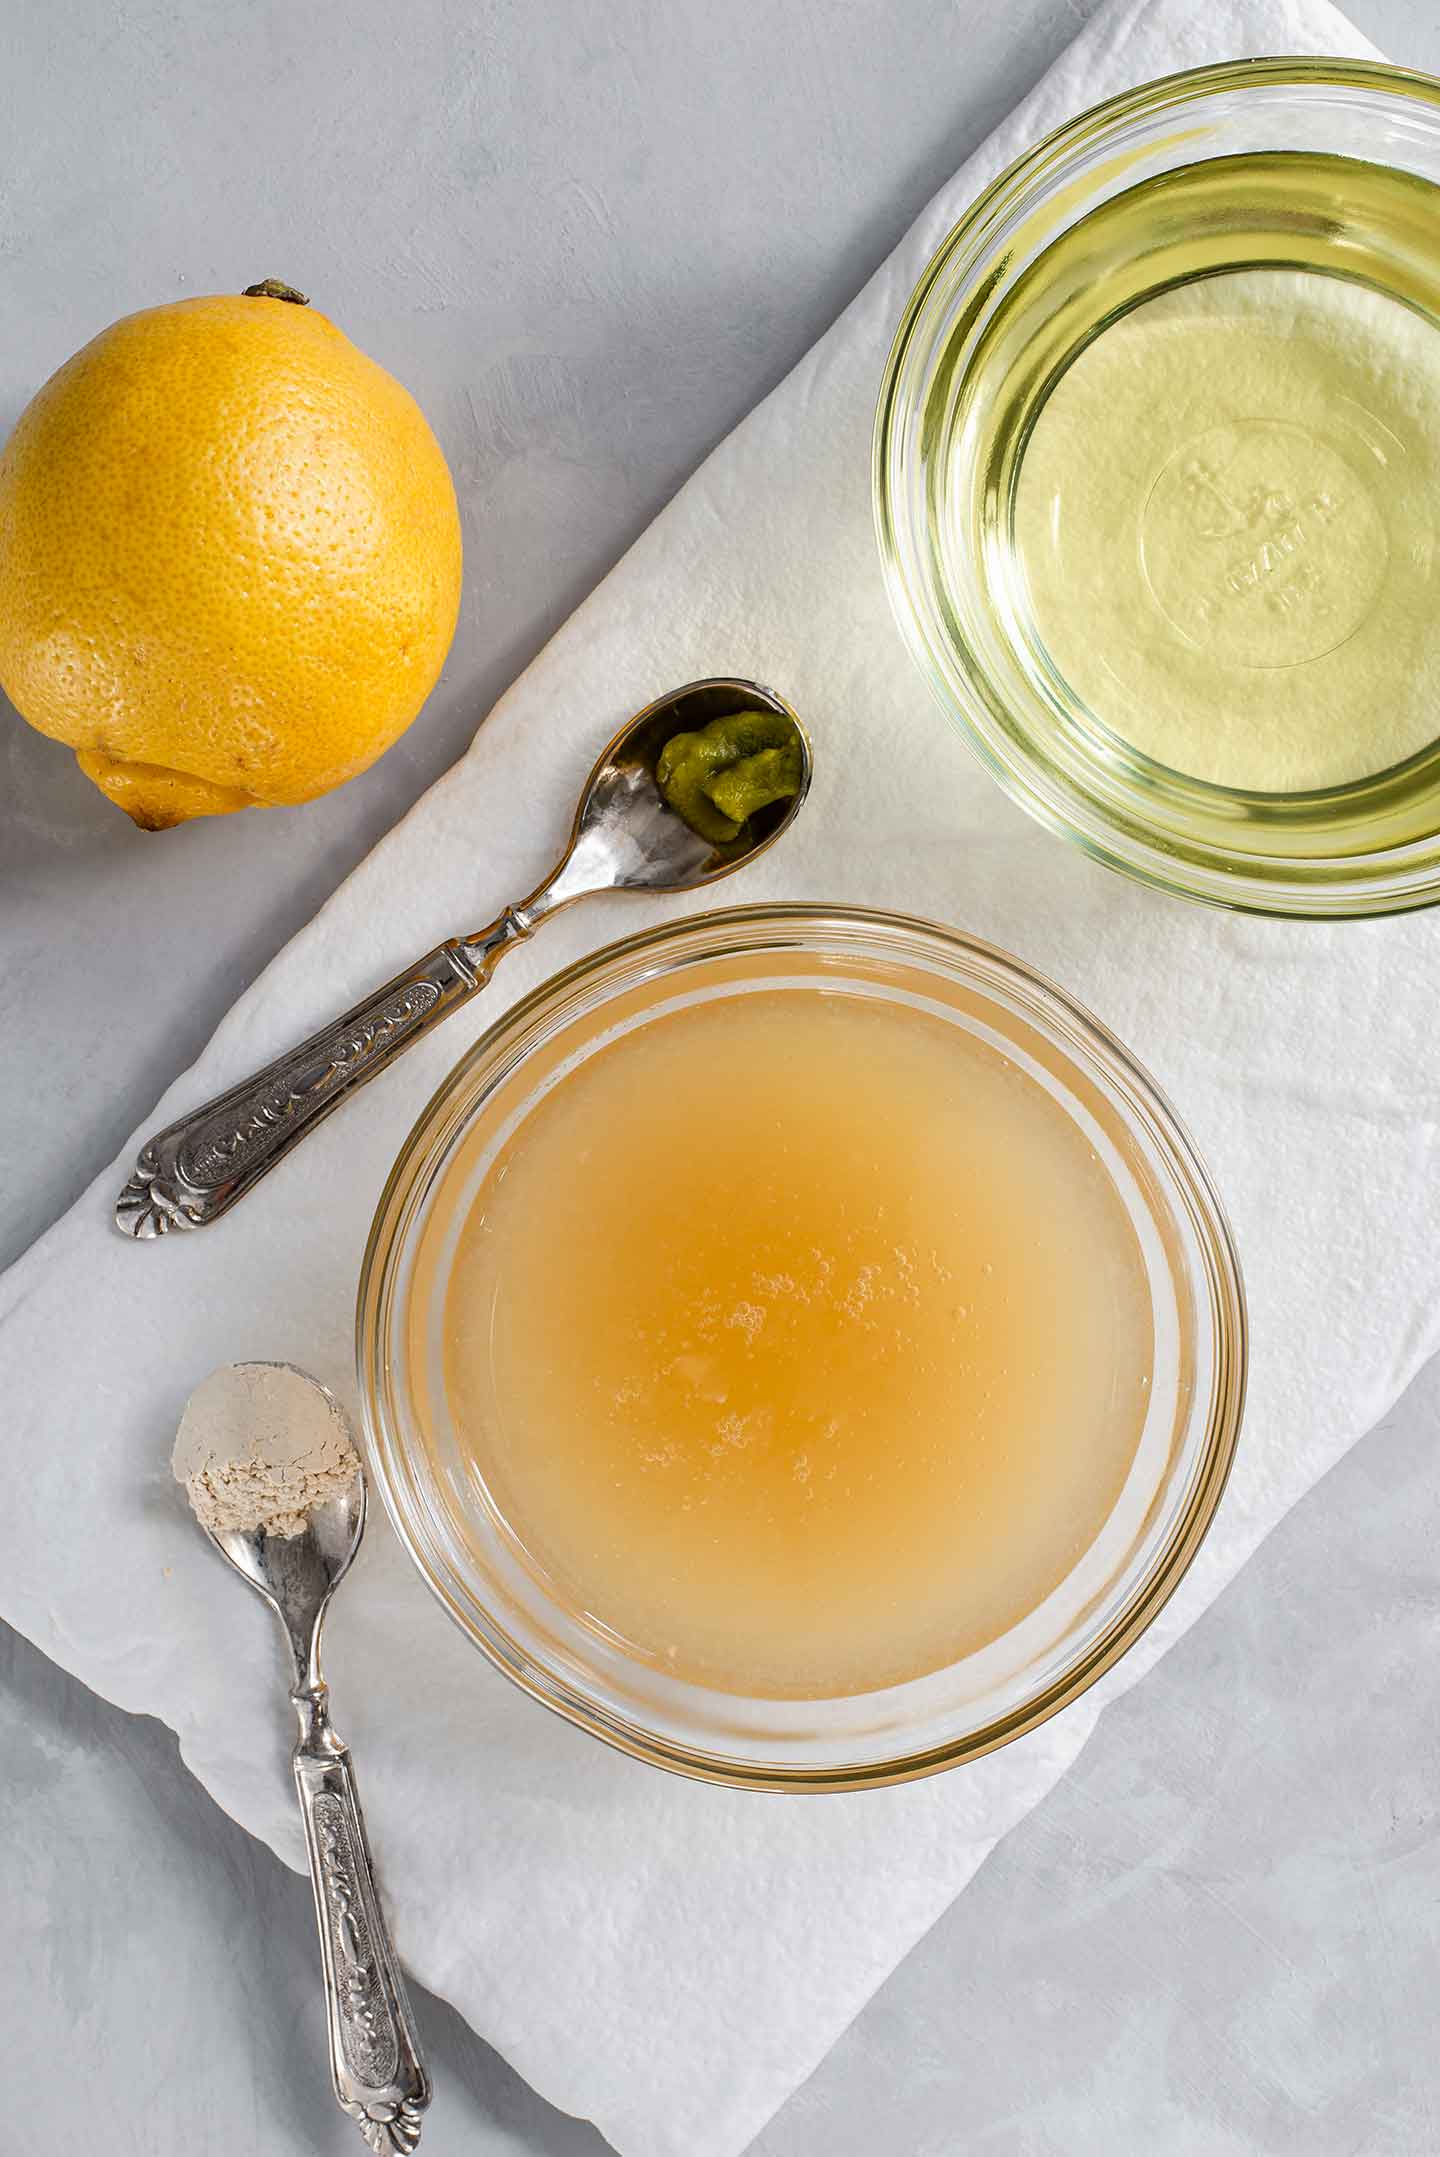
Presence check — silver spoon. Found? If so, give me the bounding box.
[175,1361,430,2153]
[116,675,810,1236]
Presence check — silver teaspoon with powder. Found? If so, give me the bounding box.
[118,677,811,1237]
[173,1361,430,2153]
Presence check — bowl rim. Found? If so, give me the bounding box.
[356,902,1248,1792]
[874,54,1440,919]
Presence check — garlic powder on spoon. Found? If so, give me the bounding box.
[172,1361,361,1539]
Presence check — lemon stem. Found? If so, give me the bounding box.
[242,279,309,305]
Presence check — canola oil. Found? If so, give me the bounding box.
[949,152,1440,801]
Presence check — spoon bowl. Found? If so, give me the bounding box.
[205,1477,366,1685]
[177,1360,367,1686]
[556,677,812,900]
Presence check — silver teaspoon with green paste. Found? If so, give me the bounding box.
[116,677,811,1237]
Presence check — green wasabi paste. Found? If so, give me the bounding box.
[656,709,803,843]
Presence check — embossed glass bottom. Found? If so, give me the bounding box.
[876,61,1440,914]
[1008,253,1440,795]
[358,907,1246,1791]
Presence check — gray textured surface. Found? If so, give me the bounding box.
[3,0,1439,2150]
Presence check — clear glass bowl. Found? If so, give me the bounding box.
[875,59,1440,916]
[357,906,1246,1790]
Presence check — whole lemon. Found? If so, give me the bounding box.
[0,281,462,828]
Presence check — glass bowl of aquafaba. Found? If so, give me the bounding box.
[359,906,1246,1789]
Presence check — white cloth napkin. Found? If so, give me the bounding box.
[2,1,1426,2152]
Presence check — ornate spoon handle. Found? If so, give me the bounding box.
[293,1685,431,2153]
[114,913,528,1237]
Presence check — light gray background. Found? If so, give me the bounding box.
[3,1,1437,2150]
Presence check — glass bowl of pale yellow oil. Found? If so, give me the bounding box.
[876,59,1440,915]
[358,907,1245,1789]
